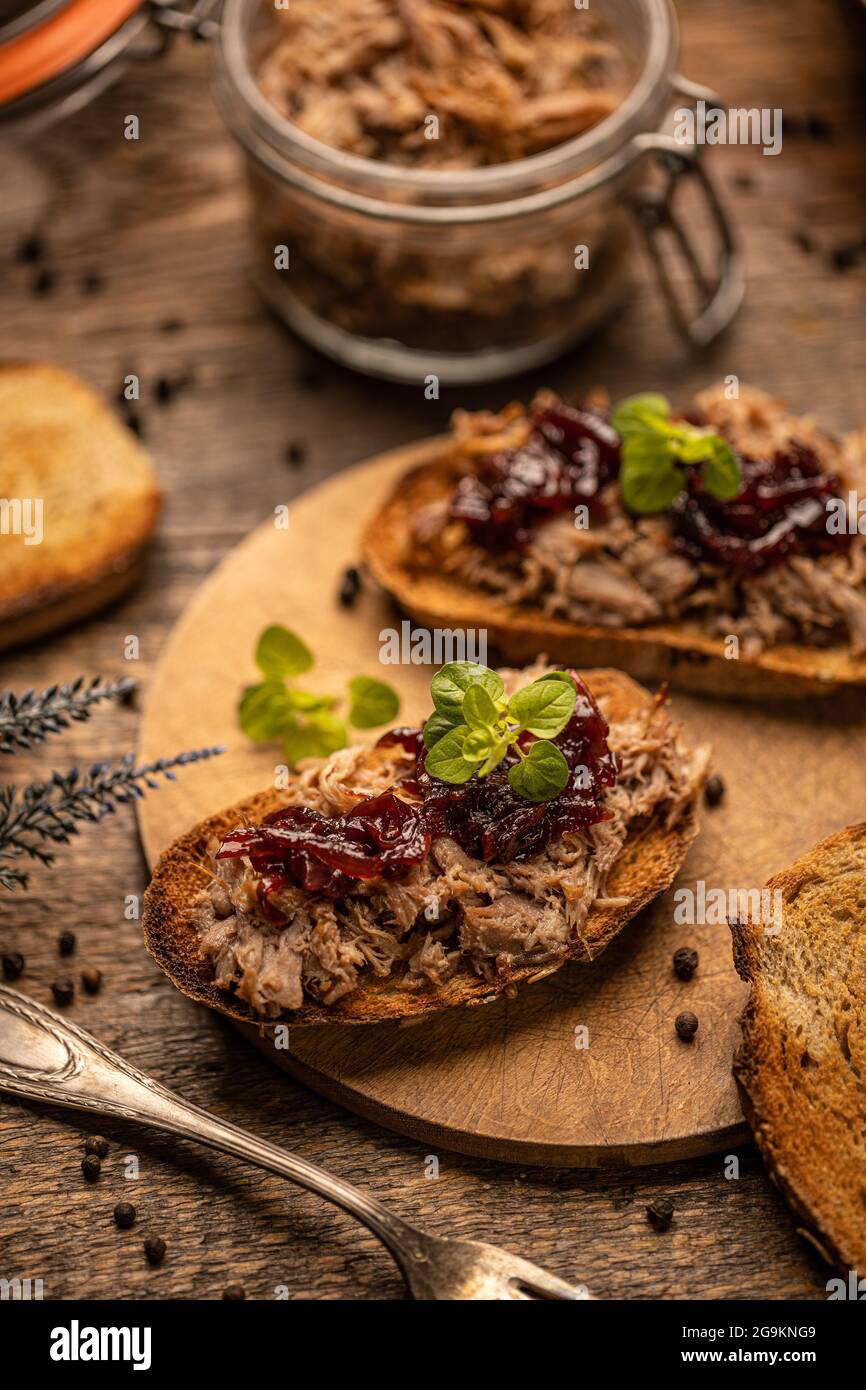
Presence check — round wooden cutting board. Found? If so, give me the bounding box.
[136,442,866,1166]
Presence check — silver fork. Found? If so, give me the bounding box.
[0,985,590,1301]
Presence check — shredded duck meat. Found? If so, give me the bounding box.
[412,384,866,659]
[256,0,627,169]
[195,666,708,1016]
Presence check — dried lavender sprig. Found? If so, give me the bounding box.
[0,862,28,892]
[0,746,224,890]
[0,676,137,754]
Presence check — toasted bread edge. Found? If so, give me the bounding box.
[0,362,161,636]
[731,822,866,1277]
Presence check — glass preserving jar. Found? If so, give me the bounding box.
[213,0,743,384]
[0,1,743,386]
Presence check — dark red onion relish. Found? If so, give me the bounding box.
[672,441,851,573]
[449,400,620,553]
[217,792,431,902]
[216,675,620,907]
[449,392,849,574]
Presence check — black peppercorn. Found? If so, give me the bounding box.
[85,1135,109,1159]
[2,952,24,981]
[830,245,859,274]
[159,318,184,334]
[675,1010,699,1042]
[17,233,44,263]
[222,1284,246,1300]
[81,1155,101,1183]
[339,566,362,608]
[124,410,143,438]
[114,1202,136,1230]
[673,947,699,981]
[806,113,832,142]
[704,775,725,807]
[52,977,74,1007]
[58,930,76,956]
[285,441,306,467]
[144,1236,167,1266]
[646,1197,674,1232]
[81,966,103,996]
[32,268,56,295]
[154,376,174,405]
[81,272,104,295]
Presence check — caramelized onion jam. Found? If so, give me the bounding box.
[216,672,619,910]
[448,395,850,574]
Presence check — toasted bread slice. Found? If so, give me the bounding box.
[0,363,160,650]
[731,824,866,1276]
[143,669,702,1026]
[362,442,866,700]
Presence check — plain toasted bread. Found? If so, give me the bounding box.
[731,824,866,1276]
[0,363,160,650]
[142,668,701,1026]
[362,446,866,700]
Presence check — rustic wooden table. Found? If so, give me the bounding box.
[1,0,864,1301]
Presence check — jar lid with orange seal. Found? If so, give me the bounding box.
[0,0,217,132]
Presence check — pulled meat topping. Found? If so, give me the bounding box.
[447,394,849,573]
[216,673,618,911]
[196,663,710,1015]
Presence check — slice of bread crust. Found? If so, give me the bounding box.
[142,669,701,1026]
[731,824,866,1276]
[362,448,866,699]
[0,363,160,649]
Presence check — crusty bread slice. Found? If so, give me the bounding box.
[362,445,866,699]
[0,363,160,650]
[731,824,866,1276]
[143,668,701,1026]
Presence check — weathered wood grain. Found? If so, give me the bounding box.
[1,0,864,1299]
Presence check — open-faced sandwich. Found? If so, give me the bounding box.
[364,385,866,697]
[143,663,709,1024]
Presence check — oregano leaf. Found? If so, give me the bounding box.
[507,677,576,739]
[463,683,499,730]
[347,676,400,729]
[430,662,504,721]
[507,740,570,802]
[425,724,475,783]
[255,625,313,679]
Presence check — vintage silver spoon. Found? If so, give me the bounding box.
[0,985,590,1300]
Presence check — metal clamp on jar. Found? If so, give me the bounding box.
[0,0,743,384]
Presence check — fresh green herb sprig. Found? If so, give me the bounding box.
[238,625,399,765]
[423,662,576,802]
[612,393,741,514]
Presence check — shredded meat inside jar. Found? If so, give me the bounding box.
[256,0,628,169]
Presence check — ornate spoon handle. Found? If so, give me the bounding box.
[0,985,425,1264]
